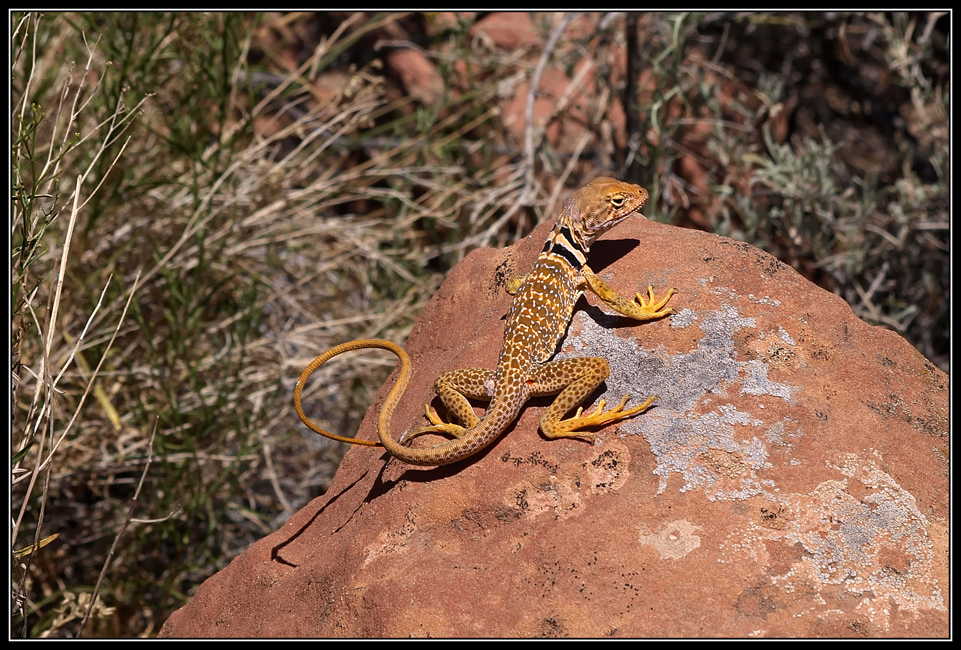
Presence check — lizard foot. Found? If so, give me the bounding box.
[399,405,468,444]
[632,285,676,319]
[545,394,657,441]
[505,274,526,296]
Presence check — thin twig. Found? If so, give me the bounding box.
[77,418,163,637]
[20,270,140,489]
[258,426,293,513]
[522,12,579,204]
[28,176,82,417]
[624,11,641,179]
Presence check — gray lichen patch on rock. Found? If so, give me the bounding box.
[560,303,798,500]
[719,454,946,631]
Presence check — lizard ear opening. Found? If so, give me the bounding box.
[561,194,589,250]
[562,193,580,226]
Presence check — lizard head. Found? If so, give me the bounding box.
[560,177,649,251]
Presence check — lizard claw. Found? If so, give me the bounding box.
[397,404,469,443]
[632,285,676,319]
[544,394,657,440]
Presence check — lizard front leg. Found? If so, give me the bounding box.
[529,357,656,443]
[505,274,526,296]
[582,268,675,321]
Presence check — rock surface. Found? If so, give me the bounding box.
[160,215,949,638]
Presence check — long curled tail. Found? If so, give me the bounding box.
[294,339,412,448]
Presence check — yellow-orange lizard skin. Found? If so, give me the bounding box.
[294,177,675,466]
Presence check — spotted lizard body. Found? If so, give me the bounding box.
[294,177,675,466]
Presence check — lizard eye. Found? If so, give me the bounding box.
[610,194,626,207]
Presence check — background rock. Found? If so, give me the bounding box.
[160,215,948,638]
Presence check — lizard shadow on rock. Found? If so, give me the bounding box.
[273,397,530,565]
[269,434,494,568]
[583,237,674,327]
[585,237,639,274]
[270,468,373,568]
[578,301,653,330]
[362,412,523,493]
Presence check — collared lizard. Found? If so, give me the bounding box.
[294,177,675,466]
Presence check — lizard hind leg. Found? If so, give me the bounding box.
[400,418,469,445]
[550,393,657,440]
[531,357,656,442]
[399,368,494,445]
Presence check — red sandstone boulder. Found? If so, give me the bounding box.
[160,215,949,638]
